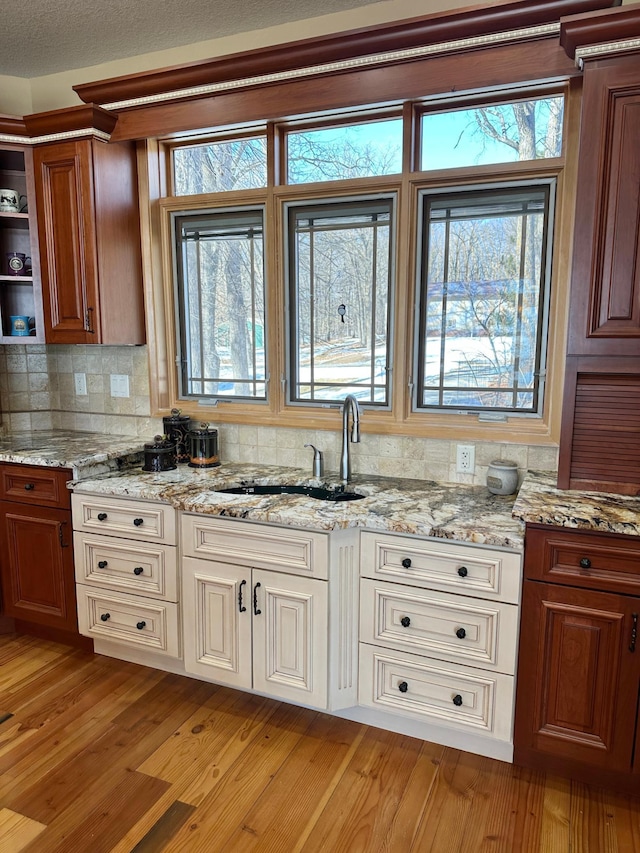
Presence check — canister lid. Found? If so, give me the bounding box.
[190,421,217,437]
[144,434,176,450]
[488,459,518,469]
[163,407,190,424]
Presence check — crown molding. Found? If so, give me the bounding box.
[561,3,640,64]
[73,0,618,109]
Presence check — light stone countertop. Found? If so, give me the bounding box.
[0,430,144,480]
[70,462,525,550]
[513,470,640,537]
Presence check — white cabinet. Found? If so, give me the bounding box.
[358,531,521,748]
[72,493,180,659]
[182,515,357,711]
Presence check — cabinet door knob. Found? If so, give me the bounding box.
[98,560,108,569]
[455,627,466,639]
[100,613,110,622]
[457,566,468,578]
[133,518,144,527]
[136,621,146,630]
[97,513,108,521]
[24,483,35,491]
[400,616,411,628]
[398,681,408,693]
[401,557,412,568]
[452,694,463,706]
[133,567,144,576]
[579,557,591,569]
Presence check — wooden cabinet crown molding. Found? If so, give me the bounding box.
[23,104,118,144]
[561,3,640,62]
[72,0,617,110]
[0,114,28,141]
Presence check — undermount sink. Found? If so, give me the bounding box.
[216,484,366,502]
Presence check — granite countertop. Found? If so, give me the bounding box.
[0,430,144,480]
[71,462,525,550]
[513,470,640,537]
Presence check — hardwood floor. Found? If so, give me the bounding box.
[1,633,639,853]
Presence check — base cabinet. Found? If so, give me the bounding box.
[514,524,640,791]
[183,557,328,708]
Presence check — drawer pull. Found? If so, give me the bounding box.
[398,681,408,693]
[133,567,144,576]
[136,621,146,631]
[100,613,110,622]
[400,616,411,628]
[238,578,247,613]
[401,558,412,568]
[97,513,108,521]
[98,560,108,569]
[133,518,144,527]
[452,694,463,706]
[24,483,35,491]
[579,557,591,569]
[457,566,468,578]
[253,582,261,615]
[455,627,466,639]
[630,613,638,653]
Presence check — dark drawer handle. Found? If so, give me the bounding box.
[398,681,408,693]
[136,621,146,630]
[579,557,591,569]
[133,567,144,576]
[97,512,108,521]
[400,616,411,628]
[98,560,108,569]
[456,627,466,639]
[24,483,35,491]
[100,613,110,622]
[401,557,412,568]
[133,518,144,527]
[452,694,463,706]
[457,566,468,578]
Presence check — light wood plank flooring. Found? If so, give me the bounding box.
[1,633,638,852]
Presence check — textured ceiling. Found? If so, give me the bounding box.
[0,0,376,78]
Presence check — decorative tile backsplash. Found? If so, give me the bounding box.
[0,343,558,484]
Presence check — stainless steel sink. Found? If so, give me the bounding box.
[216,484,365,502]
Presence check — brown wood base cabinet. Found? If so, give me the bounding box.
[514,524,640,793]
[0,463,79,638]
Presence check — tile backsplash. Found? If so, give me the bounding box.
[0,343,558,484]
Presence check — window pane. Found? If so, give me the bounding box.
[417,185,551,414]
[175,209,266,400]
[288,198,394,405]
[173,137,267,194]
[421,97,564,171]
[287,120,402,184]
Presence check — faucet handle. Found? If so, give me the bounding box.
[304,443,324,478]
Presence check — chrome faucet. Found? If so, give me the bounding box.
[340,394,361,481]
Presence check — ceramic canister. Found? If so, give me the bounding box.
[188,423,220,468]
[486,460,519,495]
[162,407,191,463]
[141,435,177,473]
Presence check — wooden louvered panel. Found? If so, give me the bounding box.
[570,374,640,488]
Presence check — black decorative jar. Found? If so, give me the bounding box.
[142,435,177,473]
[162,408,191,464]
[188,423,220,469]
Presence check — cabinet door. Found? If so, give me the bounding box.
[252,568,328,709]
[33,140,99,343]
[515,581,640,773]
[0,502,76,631]
[182,556,251,689]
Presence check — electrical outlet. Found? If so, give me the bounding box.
[74,372,87,396]
[456,444,475,474]
[110,374,130,398]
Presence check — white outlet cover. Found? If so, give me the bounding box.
[74,372,87,395]
[456,444,475,473]
[110,374,130,398]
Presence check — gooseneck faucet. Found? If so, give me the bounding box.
[340,394,361,481]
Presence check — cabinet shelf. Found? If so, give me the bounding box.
[0,275,32,283]
[0,212,29,221]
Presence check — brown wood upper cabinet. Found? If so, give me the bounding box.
[32,136,145,344]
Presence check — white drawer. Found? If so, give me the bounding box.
[359,643,514,741]
[181,514,329,579]
[73,532,178,601]
[72,493,176,545]
[360,532,521,603]
[76,585,180,657]
[360,578,518,674]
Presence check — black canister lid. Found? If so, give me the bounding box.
[190,421,217,437]
[163,407,190,425]
[144,434,176,451]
